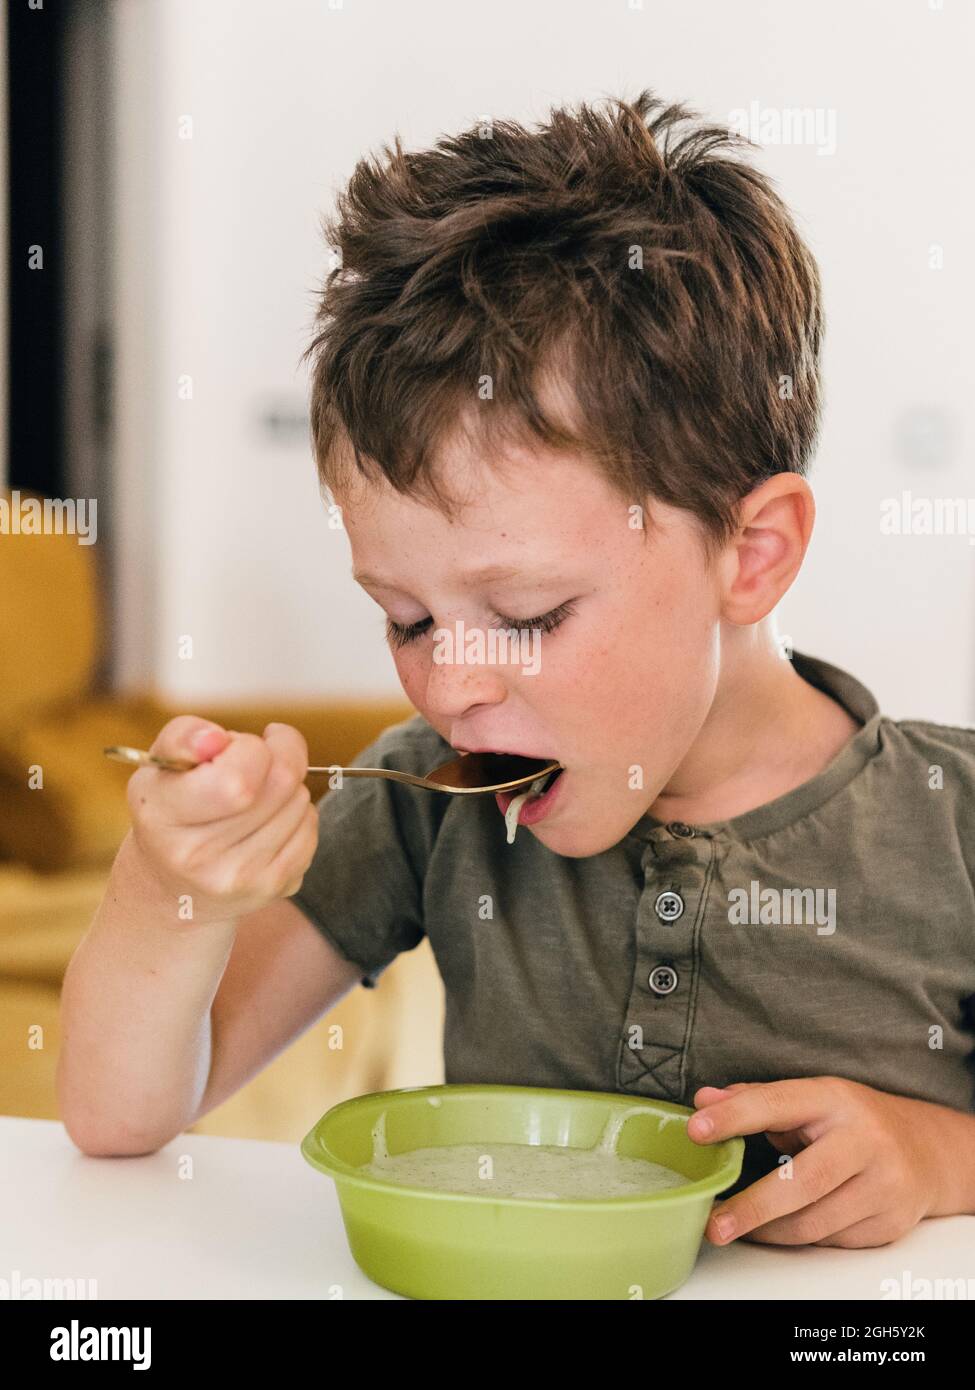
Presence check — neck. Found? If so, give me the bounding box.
[648,626,861,826]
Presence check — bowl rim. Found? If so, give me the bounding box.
[300,1082,745,1210]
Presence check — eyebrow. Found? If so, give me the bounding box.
[352,563,552,588]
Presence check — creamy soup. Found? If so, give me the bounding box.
[362,1141,687,1199]
[360,1105,688,1200]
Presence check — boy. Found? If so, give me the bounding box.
[59,91,975,1252]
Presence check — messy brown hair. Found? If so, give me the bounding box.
[300,89,823,559]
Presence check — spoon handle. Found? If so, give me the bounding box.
[102,745,425,781]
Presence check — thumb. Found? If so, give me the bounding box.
[189,723,233,762]
[150,716,232,765]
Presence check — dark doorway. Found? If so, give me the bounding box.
[6,0,69,497]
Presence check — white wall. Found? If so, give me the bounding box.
[110,0,974,721]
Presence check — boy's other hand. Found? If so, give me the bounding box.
[687,1076,968,1248]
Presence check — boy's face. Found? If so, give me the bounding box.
[339,440,724,858]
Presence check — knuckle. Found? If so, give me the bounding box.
[264,722,310,783]
[280,822,319,885]
[207,859,246,900]
[791,1207,828,1244]
[880,1151,911,1196]
[261,872,290,901]
[303,804,320,847]
[217,772,256,815]
[287,867,309,895]
[751,1081,784,1122]
[798,1152,833,1198]
[167,836,200,879]
[235,730,271,765]
[757,1080,787,1105]
[266,758,300,803]
[270,720,309,757]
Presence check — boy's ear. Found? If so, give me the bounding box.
[719,474,815,626]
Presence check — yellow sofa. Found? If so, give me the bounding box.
[0,490,445,1141]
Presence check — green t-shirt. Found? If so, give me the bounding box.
[290,650,975,1194]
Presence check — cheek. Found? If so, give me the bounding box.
[393,649,428,704]
[594,578,717,733]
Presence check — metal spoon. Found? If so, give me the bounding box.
[102,745,563,795]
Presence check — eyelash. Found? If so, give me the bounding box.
[385,601,578,650]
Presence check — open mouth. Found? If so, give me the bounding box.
[495,765,564,815]
[496,765,567,842]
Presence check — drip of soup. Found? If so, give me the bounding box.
[504,773,551,844]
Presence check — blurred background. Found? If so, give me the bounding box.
[2,0,972,1140]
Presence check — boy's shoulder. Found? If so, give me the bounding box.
[876,714,975,854]
[882,712,975,766]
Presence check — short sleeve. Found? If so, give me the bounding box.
[289,715,451,989]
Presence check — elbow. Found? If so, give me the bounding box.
[57,1062,176,1156]
[60,1111,173,1158]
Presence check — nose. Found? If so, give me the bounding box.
[422,640,509,721]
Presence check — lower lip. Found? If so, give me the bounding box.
[495,769,568,827]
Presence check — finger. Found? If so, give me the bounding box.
[693,1084,750,1107]
[183,725,308,840]
[149,716,232,766]
[199,732,309,852]
[705,1130,862,1244]
[687,1077,835,1144]
[262,797,320,895]
[127,719,230,822]
[809,1207,906,1249]
[204,762,313,864]
[201,783,315,898]
[741,1173,879,1247]
[261,722,309,784]
[694,1087,732,1103]
[152,729,274,828]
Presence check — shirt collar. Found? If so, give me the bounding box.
[632,649,884,845]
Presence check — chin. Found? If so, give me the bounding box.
[527,819,633,859]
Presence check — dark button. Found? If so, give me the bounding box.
[654,890,685,923]
[667,821,695,838]
[648,965,679,995]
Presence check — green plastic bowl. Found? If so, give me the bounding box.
[300,1083,743,1300]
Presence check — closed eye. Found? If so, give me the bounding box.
[385,601,577,650]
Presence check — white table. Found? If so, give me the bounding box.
[2,1115,973,1300]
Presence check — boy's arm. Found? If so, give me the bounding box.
[191,895,362,1124]
[57,832,361,1156]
